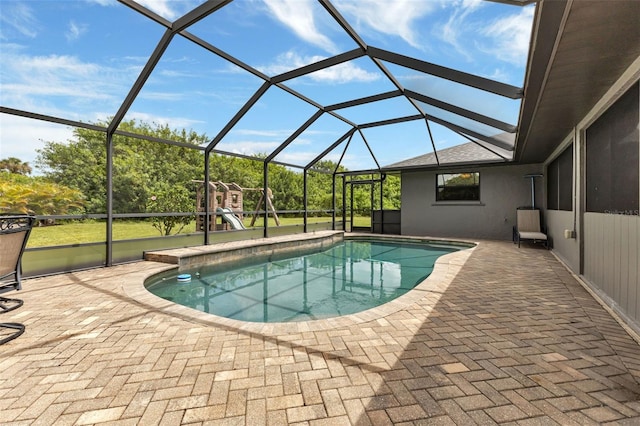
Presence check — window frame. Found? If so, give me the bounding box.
[585,81,639,215]
[435,172,481,202]
[546,143,573,211]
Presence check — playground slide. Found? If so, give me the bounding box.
[216,207,246,230]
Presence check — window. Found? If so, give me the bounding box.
[547,143,573,211]
[586,82,639,215]
[436,172,480,201]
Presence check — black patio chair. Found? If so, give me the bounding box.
[0,214,35,344]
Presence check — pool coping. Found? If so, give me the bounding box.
[123,231,477,335]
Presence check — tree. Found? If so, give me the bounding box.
[34,119,392,233]
[0,157,32,175]
[36,120,207,215]
[381,174,401,209]
[0,172,84,216]
[147,182,193,235]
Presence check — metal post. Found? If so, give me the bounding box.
[106,133,113,266]
[263,161,269,238]
[303,170,308,233]
[204,151,210,245]
[332,173,336,230]
[342,176,347,231]
[350,180,354,232]
[370,174,374,232]
[380,174,384,234]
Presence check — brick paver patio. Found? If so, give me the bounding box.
[1,239,639,425]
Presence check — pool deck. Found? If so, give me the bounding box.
[2,236,640,425]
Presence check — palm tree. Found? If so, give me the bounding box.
[0,157,32,175]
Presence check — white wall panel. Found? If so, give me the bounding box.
[584,213,639,326]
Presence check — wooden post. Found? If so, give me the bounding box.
[250,188,280,227]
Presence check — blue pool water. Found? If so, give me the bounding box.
[145,239,462,323]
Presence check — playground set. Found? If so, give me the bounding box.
[193,181,279,231]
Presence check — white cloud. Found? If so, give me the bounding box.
[233,129,293,138]
[274,150,334,165]
[137,91,185,102]
[124,112,203,131]
[215,140,344,167]
[0,2,39,39]
[258,51,379,83]
[86,0,117,6]
[311,61,379,84]
[218,129,315,159]
[439,0,484,60]
[2,51,116,103]
[483,68,510,82]
[66,21,88,42]
[0,115,74,171]
[122,0,205,21]
[481,6,535,66]
[433,1,533,71]
[217,140,282,156]
[134,0,182,20]
[291,138,311,146]
[257,51,315,76]
[262,0,337,53]
[0,42,151,121]
[334,0,438,49]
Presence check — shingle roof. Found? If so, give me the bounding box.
[383,140,511,170]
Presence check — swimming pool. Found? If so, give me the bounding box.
[145,238,465,323]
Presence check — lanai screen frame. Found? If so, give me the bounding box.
[0,0,535,268]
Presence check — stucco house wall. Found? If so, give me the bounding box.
[401,163,544,241]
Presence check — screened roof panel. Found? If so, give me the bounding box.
[121,35,265,142]
[429,122,511,164]
[0,1,165,123]
[430,122,510,163]
[130,0,208,22]
[382,122,508,169]
[424,121,466,152]
[214,86,319,159]
[382,62,523,126]
[419,103,514,143]
[2,0,538,173]
[187,0,360,76]
[360,120,434,167]
[270,113,352,167]
[335,96,418,126]
[282,57,397,107]
[330,0,534,85]
[337,132,380,171]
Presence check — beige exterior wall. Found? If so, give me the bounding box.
[546,210,580,271]
[401,163,543,241]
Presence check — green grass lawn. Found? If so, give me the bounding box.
[27,216,371,248]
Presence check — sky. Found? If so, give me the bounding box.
[0,0,535,173]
